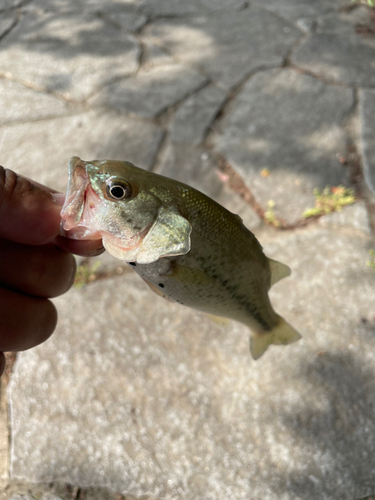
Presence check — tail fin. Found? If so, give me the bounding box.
[249,316,301,360]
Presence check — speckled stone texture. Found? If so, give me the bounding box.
[2,0,375,498]
[0,12,140,100]
[9,224,375,500]
[144,6,302,91]
[360,89,375,195]
[0,111,164,190]
[214,68,354,224]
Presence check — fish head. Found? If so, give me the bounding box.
[60,157,192,264]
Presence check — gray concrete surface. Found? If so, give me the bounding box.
[1,0,375,499]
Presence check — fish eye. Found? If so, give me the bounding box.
[105,179,132,201]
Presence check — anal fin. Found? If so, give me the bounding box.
[205,313,231,327]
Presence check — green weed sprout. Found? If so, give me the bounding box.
[366,250,375,271]
[264,199,281,227]
[303,186,356,219]
[352,0,375,6]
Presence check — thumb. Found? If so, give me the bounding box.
[0,167,62,245]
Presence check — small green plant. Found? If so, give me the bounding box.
[74,260,101,288]
[264,199,281,227]
[303,186,356,218]
[352,0,375,7]
[366,250,375,271]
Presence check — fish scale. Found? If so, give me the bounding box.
[61,157,301,360]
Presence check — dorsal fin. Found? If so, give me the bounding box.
[268,258,291,287]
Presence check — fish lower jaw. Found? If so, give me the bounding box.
[60,222,102,240]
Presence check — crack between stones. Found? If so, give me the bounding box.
[0,12,20,43]
[137,2,256,26]
[214,153,327,231]
[208,79,370,233]
[204,64,281,141]
[286,62,360,89]
[83,73,136,104]
[148,127,168,173]
[282,29,311,68]
[0,72,93,106]
[0,108,92,128]
[154,79,211,122]
[345,87,375,235]
[253,2,307,33]
[0,0,31,14]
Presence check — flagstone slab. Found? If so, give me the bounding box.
[29,0,139,13]
[138,0,245,16]
[214,68,354,224]
[316,6,372,35]
[170,84,226,145]
[318,201,371,234]
[360,88,375,196]
[0,111,164,190]
[144,6,302,91]
[292,32,375,87]
[89,64,207,118]
[0,0,23,10]
[102,11,147,32]
[141,41,175,70]
[8,224,375,500]
[253,0,345,23]
[0,11,140,100]
[0,78,70,125]
[0,12,17,37]
[155,143,223,199]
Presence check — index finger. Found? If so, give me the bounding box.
[0,167,61,245]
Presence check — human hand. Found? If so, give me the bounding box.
[0,167,104,376]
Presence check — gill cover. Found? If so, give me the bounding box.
[103,205,192,264]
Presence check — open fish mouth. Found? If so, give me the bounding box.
[60,157,102,240]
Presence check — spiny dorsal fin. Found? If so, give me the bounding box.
[268,258,291,287]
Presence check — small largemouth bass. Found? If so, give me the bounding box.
[61,157,301,359]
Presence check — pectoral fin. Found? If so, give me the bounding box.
[136,206,192,264]
[249,316,301,360]
[102,206,191,264]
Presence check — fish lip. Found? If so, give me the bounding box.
[60,157,101,238]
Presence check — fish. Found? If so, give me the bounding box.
[61,156,301,359]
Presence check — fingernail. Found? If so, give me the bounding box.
[51,193,66,206]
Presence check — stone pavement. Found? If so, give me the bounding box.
[0,0,375,499]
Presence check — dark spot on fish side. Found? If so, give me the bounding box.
[126,218,132,223]
[158,283,164,288]
[129,262,136,266]
[134,226,141,230]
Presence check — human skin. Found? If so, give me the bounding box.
[0,167,104,376]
